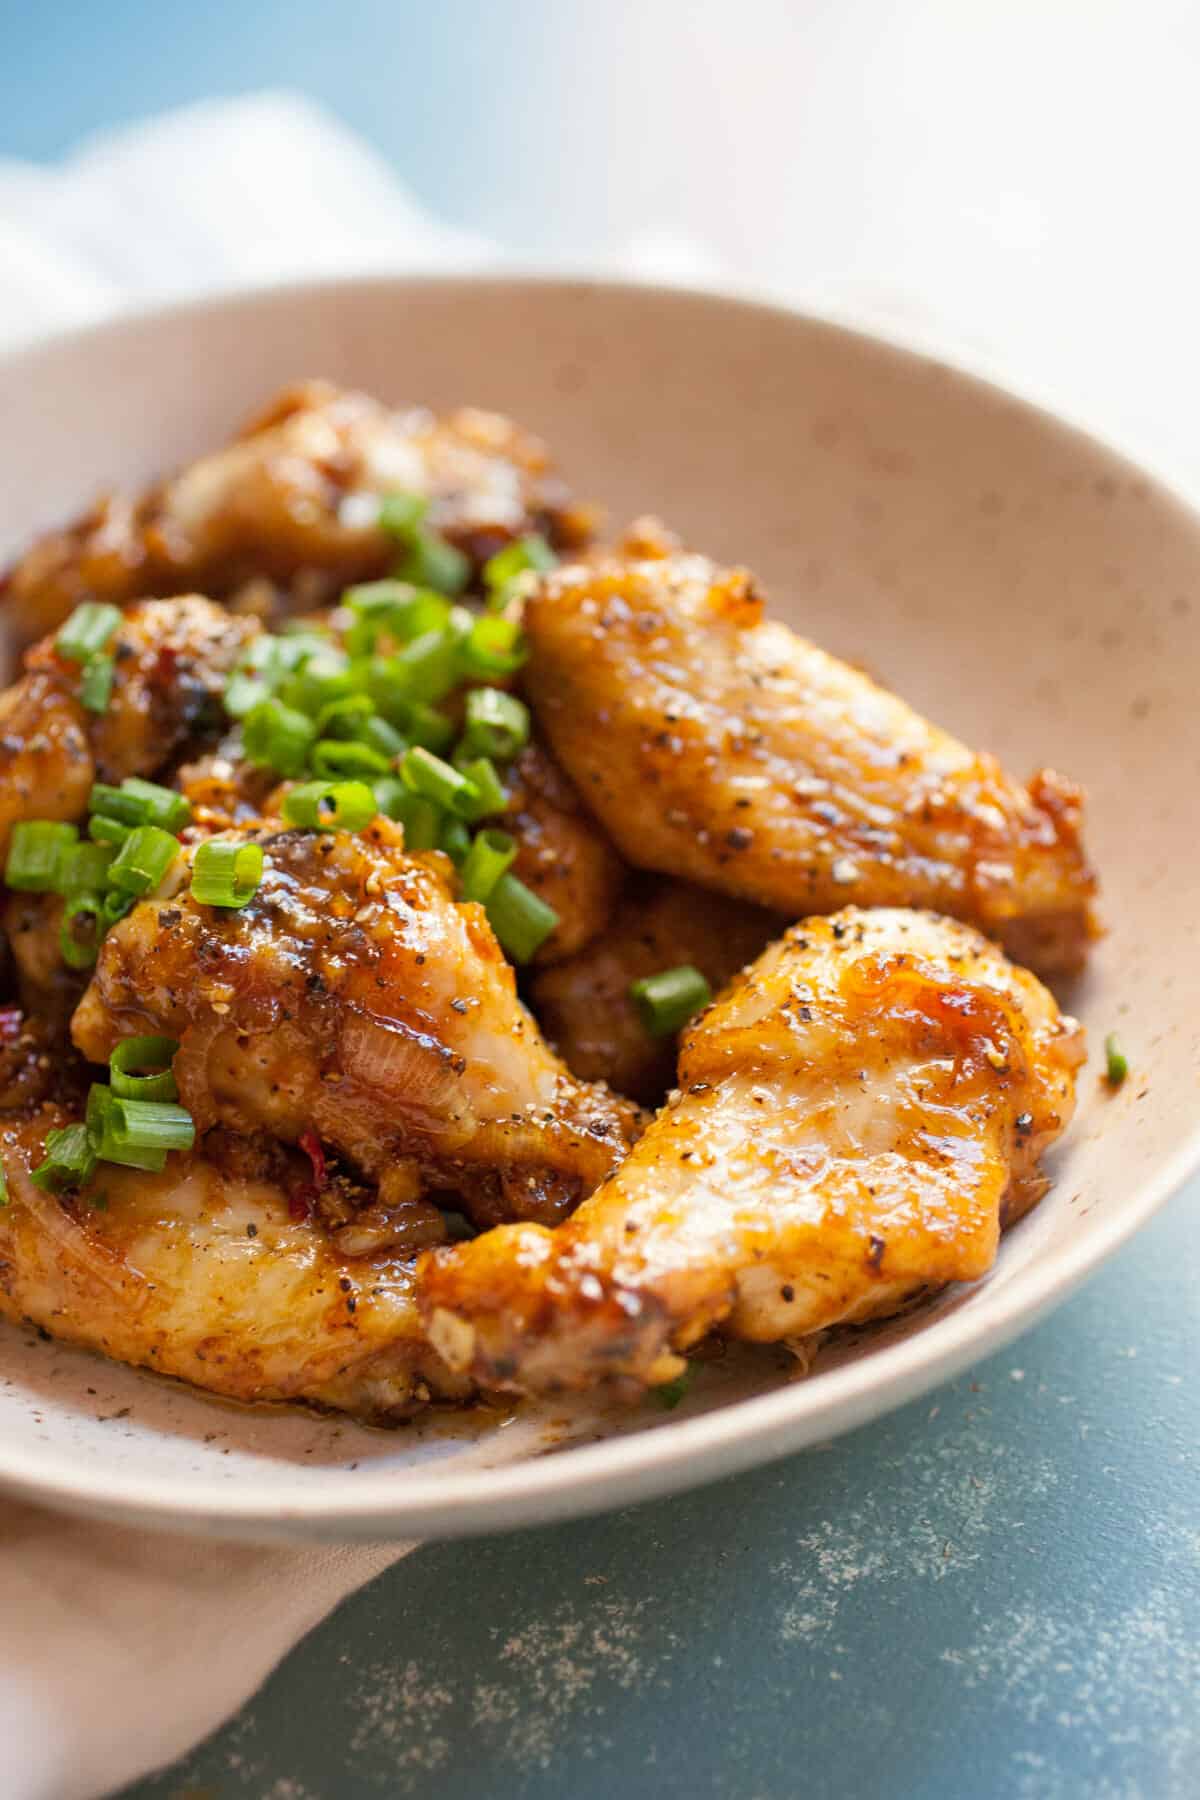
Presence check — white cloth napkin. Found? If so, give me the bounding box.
[0,93,506,1800]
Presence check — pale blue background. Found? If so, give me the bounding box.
[2,4,1197,1796]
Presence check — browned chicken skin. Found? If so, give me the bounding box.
[504,741,626,964]
[419,909,1085,1396]
[531,876,780,1101]
[0,1108,468,1420]
[0,594,258,861]
[0,382,589,648]
[71,819,643,1232]
[523,553,1098,976]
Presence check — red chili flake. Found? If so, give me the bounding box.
[288,1185,316,1223]
[152,644,179,687]
[298,1129,327,1189]
[0,1008,23,1043]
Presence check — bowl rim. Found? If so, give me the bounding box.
[1,269,1196,1539]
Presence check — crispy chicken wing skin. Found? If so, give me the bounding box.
[419,909,1084,1395]
[0,1109,468,1419]
[523,554,1098,976]
[0,595,257,861]
[71,820,642,1231]
[531,877,780,1101]
[505,741,626,963]
[1,382,588,647]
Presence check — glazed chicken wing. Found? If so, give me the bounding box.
[71,819,642,1232]
[1,382,589,648]
[523,553,1098,976]
[0,1109,467,1420]
[531,877,780,1101]
[504,741,626,963]
[0,594,257,860]
[419,908,1084,1395]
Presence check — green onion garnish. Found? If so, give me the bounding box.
[31,1122,97,1192]
[59,894,105,970]
[87,1084,193,1170]
[106,825,180,898]
[437,815,472,864]
[277,658,355,720]
[88,778,192,834]
[101,889,136,927]
[88,815,131,848]
[310,738,391,780]
[313,693,376,740]
[357,714,408,761]
[651,1366,693,1410]
[242,698,317,777]
[394,621,467,705]
[405,701,456,755]
[401,746,481,817]
[630,966,713,1037]
[454,754,508,821]
[395,529,471,597]
[79,653,115,714]
[222,669,271,719]
[459,614,528,680]
[190,840,264,909]
[110,1035,180,1102]
[281,779,377,833]
[1104,1033,1128,1087]
[377,492,429,538]
[460,828,518,903]
[4,820,78,892]
[0,1157,7,1206]
[461,687,530,762]
[343,581,451,654]
[59,840,115,896]
[483,533,557,607]
[55,602,121,664]
[375,782,441,848]
[485,872,559,963]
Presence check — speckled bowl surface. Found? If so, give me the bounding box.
[0,276,1195,1543]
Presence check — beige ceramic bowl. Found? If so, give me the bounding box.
[0,276,1196,1543]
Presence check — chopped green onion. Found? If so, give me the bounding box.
[87,778,192,833]
[651,1365,693,1410]
[437,815,472,863]
[88,815,130,849]
[461,686,531,762]
[281,780,377,832]
[0,1157,7,1206]
[405,701,456,755]
[343,581,451,654]
[31,1122,97,1192]
[310,738,391,779]
[454,755,508,821]
[314,693,376,740]
[59,840,115,896]
[106,1094,195,1153]
[395,622,466,704]
[395,529,470,596]
[79,653,115,714]
[460,828,518,903]
[88,1084,164,1173]
[242,698,317,777]
[485,872,559,963]
[630,965,712,1038]
[190,840,264,909]
[458,613,528,679]
[483,533,557,607]
[401,746,480,816]
[377,492,429,538]
[5,821,78,892]
[1104,1032,1128,1087]
[59,894,105,969]
[55,601,121,664]
[356,714,408,761]
[101,889,136,927]
[375,781,441,848]
[110,1035,180,1102]
[222,669,271,718]
[277,656,355,719]
[106,825,180,897]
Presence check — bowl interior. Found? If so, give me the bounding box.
[0,277,1196,1540]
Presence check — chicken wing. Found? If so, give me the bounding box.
[504,741,626,963]
[523,553,1098,976]
[419,908,1085,1395]
[0,1108,468,1419]
[1,382,590,648]
[0,595,257,860]
[71,818,643,1232]
[530,876,780,1101]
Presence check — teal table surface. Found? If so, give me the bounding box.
[3,7,1198,1796]
[123,1191,1200,1800]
